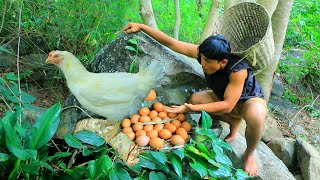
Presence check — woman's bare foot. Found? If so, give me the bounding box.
[243,153,258,177]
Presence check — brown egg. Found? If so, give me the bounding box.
[121,118,131,128]
[125,131,135,140]
[176,128,188,140]
[147,130,158,139]
[139,107,150,116]
[177,114,186,122]
[181,121,192,132]
[154,124,164,131]
[149,110,158,119]
[151,117,162,122]
[130,114,140,124]
[144,89,157,101]
[164,123,177,133]
[168,112,177,118]
[135,130,147,137]
[171,120,181,128]
[158,112,167,119]
[171,135,185,146]
[164,121,171,126]
[135,135,150,146]
[122,127,133,134]
[149,137,164,150]
[132,123,143,132]
[139,115,151,123]
[153,102,164,112]
[143,124,154,133]
[159,129,172,140]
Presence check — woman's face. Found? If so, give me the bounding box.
[200,54,227,75]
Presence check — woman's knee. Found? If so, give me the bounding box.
[243,103,267,128]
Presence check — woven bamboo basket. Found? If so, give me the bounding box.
[215,2,275,73]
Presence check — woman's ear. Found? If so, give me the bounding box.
[220,59,228,66]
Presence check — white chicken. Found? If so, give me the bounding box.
[45,50,163,122]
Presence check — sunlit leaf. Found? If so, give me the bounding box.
[139,155,156,170]
[201,111,212,129]
[0,153,10,161]
[149,171,166,180]
[234,169,250,179]
[74,130,105,146]
[25,103,61,149]
[168,153,182,177]
[150,151,167,165]
[208,166,232,178]
[128,38,138,45]
[125,45,137,52]
[173,148,185,160]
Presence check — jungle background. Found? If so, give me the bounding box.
[0,0,319,179]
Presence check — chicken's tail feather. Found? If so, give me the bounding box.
[137,61,164,90]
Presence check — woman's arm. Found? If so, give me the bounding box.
[123,22,198,59]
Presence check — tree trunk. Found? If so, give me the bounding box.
[198,0,221,44]
[255,0,294,101]
[224,0,257,10]
[173,0,181,40]
[256,0,279,16]
[139,0,158,29]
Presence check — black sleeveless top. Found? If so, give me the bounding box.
[201,56,264,103]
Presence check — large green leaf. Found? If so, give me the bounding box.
[212,138,232,151]
[96,155,113,177]
[138,155,156,170]
[149,171,166,180]
[168,153,182,178]
[201,111,212,129]
[109,168,132,180]
[87,160,96,179]
[208,166,232,178]
[234,169,250,179]
[1,118,36,160]
[213,145,232,166]
[64,134,83,148]
[74,130,105,147]
[173,148,185,160]
[25,103,61,149]
[189,158,208,178]
[21,162,41,175]
[150,151,167,165]
[0,108,22,145]
[3,85,36,103]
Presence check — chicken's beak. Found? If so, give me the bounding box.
[46,51,55,64]
[45,58,51,64]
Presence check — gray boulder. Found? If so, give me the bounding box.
[267,138,297,168]
[296,137,320,180]
[220,128,295,180]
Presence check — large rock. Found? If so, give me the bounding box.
[55,32,207,138]
[267,138,296,168]
[296,138,320,180]
[220,128,295,180]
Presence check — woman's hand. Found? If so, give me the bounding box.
[122,22,141,34]
[166,103,197,114]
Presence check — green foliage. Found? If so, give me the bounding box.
[280,0,319,118]
[0,103,62,179]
